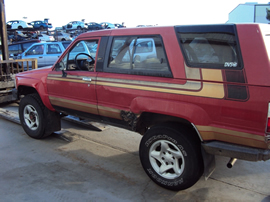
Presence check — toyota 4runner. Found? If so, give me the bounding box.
[14,24,270,191]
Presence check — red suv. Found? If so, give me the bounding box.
[14,24,270,191]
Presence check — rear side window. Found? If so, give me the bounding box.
[176,25,243,69]
[8,44,22,55]
[46,44,62,54]
[106,36,171,77]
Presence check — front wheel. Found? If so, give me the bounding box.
[19,94,50,139]
[139,124,203,191]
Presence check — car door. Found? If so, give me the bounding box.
[45,43,63,66]
[46,37,101,120]
[23,44,46,67]
[95,35,172,129]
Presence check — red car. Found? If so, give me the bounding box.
[14,24,270,191]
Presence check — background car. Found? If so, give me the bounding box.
[18,41,71,68]
[114,23,126,28]
[8,39,41,59]
[86,22,104,30]
[9,32,28,42]
[30,20,53,30]
[0,39,41,59]
[6,20,33,30]
[100,22,116,29]
[52,31,72,41]
[64,21,87,30]
[37,34,55,42]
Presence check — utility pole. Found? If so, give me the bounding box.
[0,0,9,62]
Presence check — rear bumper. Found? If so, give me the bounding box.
[202,141,270,161]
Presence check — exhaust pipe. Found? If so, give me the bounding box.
[227,158,237,168]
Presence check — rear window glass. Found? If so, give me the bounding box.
[177,25,242,69]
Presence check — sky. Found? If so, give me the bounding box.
[4,0,270,28]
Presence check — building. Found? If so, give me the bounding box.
[227,2,270,24]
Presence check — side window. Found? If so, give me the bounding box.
[26,44,44,55]
[8,44,22,55]
[22,43,35,52]
[46,44,62,54]
[107,36,171,77]
[62,42,71,49]
[57,40,98,71]
[178,31,242,69]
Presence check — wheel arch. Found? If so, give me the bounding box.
[136,112,203,142]
[17,84,54,111]
[131,97,209,141]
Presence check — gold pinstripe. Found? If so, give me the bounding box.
[197,125,267,149]
[47,68,224,98]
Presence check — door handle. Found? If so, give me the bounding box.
[39,57,43,58]
[82,77,91,81]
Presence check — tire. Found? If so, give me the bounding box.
[139,124,204,191]
[19,94,50,139]
[18,26,23,30]
[77,26,81,30]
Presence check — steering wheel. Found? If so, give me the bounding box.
[74,53,95,70]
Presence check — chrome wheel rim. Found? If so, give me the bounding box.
[149,139,185,179]
[23,104,39,130]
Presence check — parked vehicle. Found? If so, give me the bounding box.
[7,39,41,59]
[30,20,52,30]
[64,21,87,30]
[86,22,104,30]
[37,34,54,42]
[52,32,72,41]
[9,32,28,42]
[17,41,71,67]
[114,23,126,28]
[14,24,270,191]
[6,20,33,30]
[100,22,116,29]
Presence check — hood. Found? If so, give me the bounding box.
[16,66,53,76]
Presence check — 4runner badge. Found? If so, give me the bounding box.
[224,62,238,68]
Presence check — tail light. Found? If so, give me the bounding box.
[267,103,270,132]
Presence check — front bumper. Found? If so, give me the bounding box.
[12,88,18,100]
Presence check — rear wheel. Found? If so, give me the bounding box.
[139,124,203,191]
[19,94,51,139]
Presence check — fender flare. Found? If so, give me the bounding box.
[17,75,55,111]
